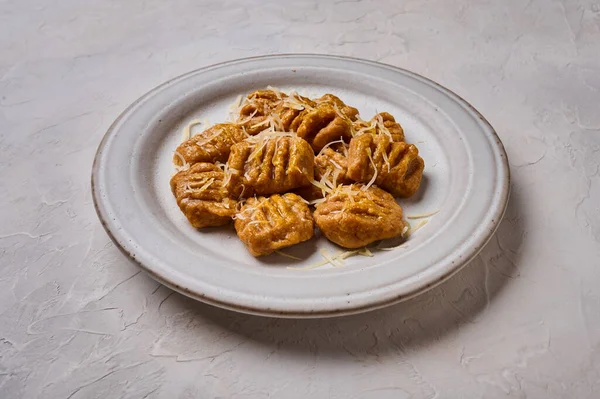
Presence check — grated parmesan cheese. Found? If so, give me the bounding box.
[337,250,360,259]
[320,248,343,267]
[197,178,215,193]
[355,119,377,137]
[173,151,190,172]
[401,224,410,237]
[250,118,270,129]
[308,197,327,205]
[315,138,346,158]
[331,167,342,187]
[236,109,259,125]
[288,246,378,271]
[374,114,393,140]
[287,258,330,271]
[286,243,397,271]
[248,113,285,132]
[266,85,284,100]
[246,220,268,227]
[182,118,205,142]
[406,210,440,219]
[222,164,240,187]
[228,95,243,121]
[246,138,269,162]
[270,112,284,131]
[410,219,429,234]
[191,125,225,149]
[381,148,391,173]
[275,250,302,260]
[245,129,296,143]
[244,130,297,162]
[282,91,314,112]
[329,159,343,171]
[359,247,374,257]
[362,148,378,190]
[320,169,335,190]
[309,178,333,197]
[331,102,349,124]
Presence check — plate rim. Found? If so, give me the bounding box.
[92,53,510,318]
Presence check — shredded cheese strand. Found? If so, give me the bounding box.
[402,225,410,237]
[308,197,327,205]
[173,151,190,172]
[406,210,440,219]
[236,109,259,125]
[193,126,225,149]
[287,244,391,270]
[287,259,330,271]
[309,178,333,197]
[362,148,378,190]
[245,130,296,143]
[182,119,204,142]
[359,247,374,257]
[355,119,377,137]
[410,219,429,234]
[320,169,335,190]
[282,91,315,112]
[329,159,343,171]
[331,167,342,187]
[222,164,240,187]
[375,114,393,139]
[320,248,343,267]
[275,250,303,260]
[381,148,391,173]
[197,178,215,193]
[266,85,284,100]
[247,138,269,161]
[246,220,268,227]
[315,137,346,158]
[228,95,243,121]
[244,131,296,162]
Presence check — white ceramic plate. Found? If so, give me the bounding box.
[92,54,509,318]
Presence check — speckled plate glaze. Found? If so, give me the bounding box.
[92,54,509,318]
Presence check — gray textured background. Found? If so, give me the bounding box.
[1,0,599,397]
